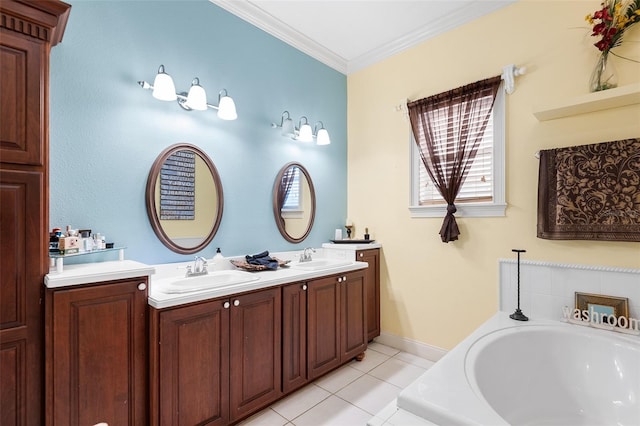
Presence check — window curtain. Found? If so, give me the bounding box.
[277,167,296,225]
[407,75,502,243]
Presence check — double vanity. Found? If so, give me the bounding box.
[43,244,380,425]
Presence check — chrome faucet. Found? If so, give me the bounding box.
[185,256,208,277]
[299,247,315,263]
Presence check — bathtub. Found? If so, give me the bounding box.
[396,312,640,425]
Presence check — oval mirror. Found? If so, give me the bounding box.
[145,143,223,254]
[273,162,316,243]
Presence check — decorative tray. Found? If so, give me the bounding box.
[230,258,290,272]
[329,239,376,244]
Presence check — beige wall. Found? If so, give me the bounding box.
[347,0,640,350]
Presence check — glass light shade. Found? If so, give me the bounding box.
[185,79,207,111]
[281,118,294,136]
[217,95,237,120]
[316,128,331,145]
[152,66,177,101]
[298,123,313,142]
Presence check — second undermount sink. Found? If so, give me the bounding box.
[290,259,353,271]
[160,270,260,294]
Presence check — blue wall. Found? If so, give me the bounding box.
[50,1,347,265]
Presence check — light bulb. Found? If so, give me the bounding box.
[316,128,331,145]
[152,65,177,101]
[185,78,207,111]
[217,95,237,120]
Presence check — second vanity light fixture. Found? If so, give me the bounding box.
[272,111,331,145]
[138,65,238,120]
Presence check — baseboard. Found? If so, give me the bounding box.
[374,331,447,362]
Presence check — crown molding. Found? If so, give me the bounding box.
[210,0,515,75]
[347,1,516,74]
[210,0,348,74]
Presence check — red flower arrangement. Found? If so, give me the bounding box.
[586,0,640,53]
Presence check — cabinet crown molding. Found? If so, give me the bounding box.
[1,0,71,45]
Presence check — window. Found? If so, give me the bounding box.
[282,167,303,218]
[409,85,506,218]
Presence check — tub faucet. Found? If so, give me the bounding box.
[300,247,315,263]
[186,256,208,277]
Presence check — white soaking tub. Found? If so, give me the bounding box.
[396,312,640,425]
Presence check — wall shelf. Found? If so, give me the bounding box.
[533,82,640,121]
[49,247,126,273]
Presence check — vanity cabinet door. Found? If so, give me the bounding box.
[307,270,367,380]
[307,275,341,380]
[282,282,307,393]
[45,277,148,426]
[155,299,230,426]
[357,249,380,341]
[340,270,367,362]
[229,287,282,422]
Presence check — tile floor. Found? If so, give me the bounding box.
[238,341,436,426]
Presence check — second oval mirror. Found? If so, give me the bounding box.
[273,162,315,243]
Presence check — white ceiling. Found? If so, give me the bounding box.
[210,0,516,74]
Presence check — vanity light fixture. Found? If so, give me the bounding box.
[272,111,331,145]
[138,65,237,120]
[314,121,331,145]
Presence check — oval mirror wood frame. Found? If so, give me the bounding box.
[145,143,224,254]
[272,162,316,243]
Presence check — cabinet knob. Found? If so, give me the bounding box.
[223,301,230,309]
[337,277,343,283]
[233,300,240,307]
[343,276,347,281]
[137,283,146,291]
[302,284,307,291]
[359,253,364,258]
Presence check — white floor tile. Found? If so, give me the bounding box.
[238,408,288,426]
[367,342,400,357]
[335,374,401,415]
[292,395,372,426]
[271,384,331,421]
[368,358,426,388]
[314,364,364,393]
[393,351,436,370]
[350,348,389,373]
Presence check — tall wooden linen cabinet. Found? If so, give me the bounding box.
[0,1,70,424]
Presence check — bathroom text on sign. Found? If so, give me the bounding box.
[562,306,639,335]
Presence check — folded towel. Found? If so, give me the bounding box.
[245,251,279,270]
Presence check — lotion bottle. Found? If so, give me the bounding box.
[212,247,225,271]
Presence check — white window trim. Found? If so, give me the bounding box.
[409,87,506,218]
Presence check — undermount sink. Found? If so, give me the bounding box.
[159,270,260,294]
[290,259,353,271]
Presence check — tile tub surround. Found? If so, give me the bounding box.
[499,259,640,322]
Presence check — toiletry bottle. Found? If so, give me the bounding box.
[212,247,225,271]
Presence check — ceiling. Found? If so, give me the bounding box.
[210,0,516,74]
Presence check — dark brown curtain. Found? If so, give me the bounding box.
[277,166,296,225]
[407,76,502,243]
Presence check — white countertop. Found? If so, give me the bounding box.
[44,260,155,289]
[149,260,368,309]
[322,242,382,250]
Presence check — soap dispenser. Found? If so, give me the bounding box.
[212,247,225,271]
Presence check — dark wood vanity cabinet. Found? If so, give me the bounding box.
[307,270,367,380]
[357,248,381,341]
[282,281,308,393]
[44,277,149,426]
[0,2,70,424]
[150,287,282,425]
